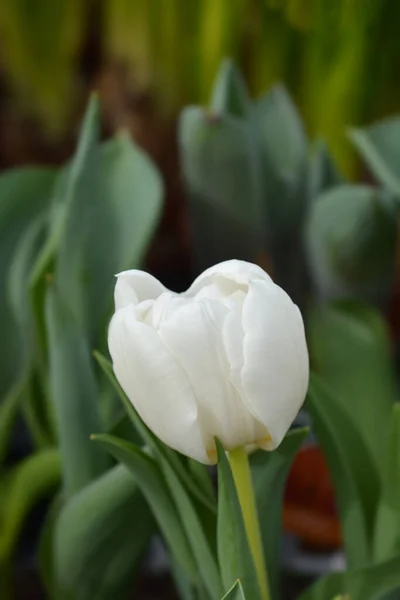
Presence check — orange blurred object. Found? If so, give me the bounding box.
[283,445,342,549]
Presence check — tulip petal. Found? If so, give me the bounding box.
[185,260,271,298]
[115,270,168,310]
[158,298,266,451]
[108,306,209,463]
[241,280,309,448]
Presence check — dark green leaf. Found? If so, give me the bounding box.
[216,439,261,600]
[300,553,400,600]
[306,374,379,568]
[161,458,223,599]
[0,449,60,564]
[374,403,400,562]
[306,185,397,303]
[54,465,154,600]
[46,285,110,497]
[38,494,64,597]
[251,428,309,600]
[210,59,252,119]
[179,106,265,268]
[0,167,55,400]
[349,119,400,196]
[309,140,344,199]
[92,434,197,582]
[309,302,396,473]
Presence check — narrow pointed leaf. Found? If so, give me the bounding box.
[222,580,247,599]
[251,428,309,600]
[210,59,252,119]
[46,285,109,497]
[306,374,379,568]
[92,434,197,582]
[161,459,223,599]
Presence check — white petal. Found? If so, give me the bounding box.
[241,280,309,448]
[108,305,209,463]
[185,260,271,299]
[158,298,266,452]
[115,270,168,310]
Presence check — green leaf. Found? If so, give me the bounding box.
[46,285,110,497]
[251,428,309,600]
[0,167,55,400]
[216,439,261,600]
[0,448,61,564]
[210,59,252,119]
[222,580,246,599]
[0,384,24,465]
[54,464,154,600]
[56,127,163,341]
[38,494,64,597]
[300,553,400,600]
[306,185,397,303]
[179,106,265,268]
[92,434,198,582]
[255,84,307,183]
[308,302,396,474]
[309,140,344,199]
[374,403,400,562]
[349,119,400,196]
[8,215,55,449]
[29,96,100,353]
[306,374,380,568]
[161,458,223,599]
[94,351,216,513]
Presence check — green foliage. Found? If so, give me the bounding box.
[306,185,397,303]
[251,428,309,600]
[0,95,164,597]
[92,434,198,583]
[53,465,154,600]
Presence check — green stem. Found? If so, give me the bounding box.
[229,446,270,600]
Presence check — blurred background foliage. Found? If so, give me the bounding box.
[2,1,400,598]
[1,0,400,177]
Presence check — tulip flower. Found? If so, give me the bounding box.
[108,260,309,465]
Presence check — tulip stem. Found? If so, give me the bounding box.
[229,446,270,600]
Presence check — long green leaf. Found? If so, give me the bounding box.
[0,167,55,401]
[300,553,400,600]
[216,439,261,600]
[179,106,265,268]
[374,403,400,562]
[307,374,379,568]
[0,449,61,563]
[46,285,109,497]
[251,428,309,600]
[161,458,223,599]
[349,119,400,196]
[54,464,154,600]
[92,434,197,582]
[309,302,396,473]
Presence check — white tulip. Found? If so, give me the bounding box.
[108,260,309,464]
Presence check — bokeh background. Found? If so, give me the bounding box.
[2,1,400,599]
